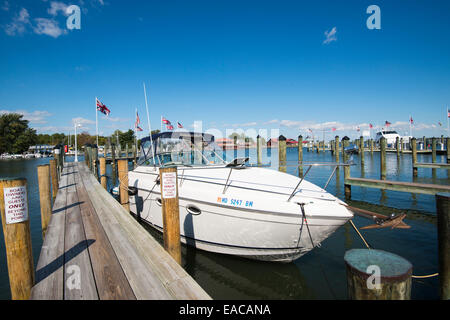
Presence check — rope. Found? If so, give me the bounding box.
[347,217,439,279]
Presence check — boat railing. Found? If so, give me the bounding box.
[287,161,356,202]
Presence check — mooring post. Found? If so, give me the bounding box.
[411,138,418,177]
[370,139,374,154]
[100,157,107,190]
[257,135,262,166]
[233,135,238,160]
[400,137,404,153]
[0,178,35,300]
[111,143,117,186]
[53,147,60,180]
[344,249,412,300]
[159,166,181,265]
[118,159,129,212]
[93,145,99,179]
[432,137,437,163]
[360,136,365,166]
[343,138,351,199]
[396,137,400,157]
[446,137,450,164]
[298,135,303,178]
[335,136,340,163]
[49,159,58,204]
[278,135,287,172]
[380,137,387,180]
[37,165,52,239]
[436,193,450,300]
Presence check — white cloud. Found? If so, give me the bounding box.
[0,109,52,124]
[323,27,337,44]
[33,18,66,38]
[3,8,30,36]
[48,1,69,16]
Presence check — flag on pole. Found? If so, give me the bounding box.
[177,122,183,128]
[369,123,373,129]
[331,127,336,132]
[447,107,450,118]
[96,98,110,115]
[410,116,413,124]
[162,117,171,125]
[135,110,143,131]
[356,127,360,132]
[385,120,391,127]
[166,124,174,130]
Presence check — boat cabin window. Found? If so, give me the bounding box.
[138,133,226,167]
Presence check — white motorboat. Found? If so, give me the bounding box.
[128,131,353,262]
[375,130,401,146]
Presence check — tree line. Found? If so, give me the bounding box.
[0,113,157,154]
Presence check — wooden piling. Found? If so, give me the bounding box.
[360,136,364,166]
[118,159,129,212]
[278,135,287,172]
[436,193,450,300]
[54,148,60,179]
[446,137,450,164]
[380,137,387,180]
[0,178,34,300]
[396,137,400,157]
[93,145,99,179]
[257,135,262,166]
[49,159,58,204]
[432,137,437,163]
[370,139,374,154]
[111,144,117,186]
[343,138,351,198]
[411,138,418,177]
[159,166,181,265]
[400,138,404,153]
[344,249,412,300]
[99,157,107,190]
[335,136,340,163]
[37,165,52,239]
[298,135,303,177]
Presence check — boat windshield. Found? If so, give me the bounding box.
[138,132,226,166]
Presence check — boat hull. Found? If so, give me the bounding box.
[129,166,352,262]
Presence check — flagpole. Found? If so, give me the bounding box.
[143,82,156,162]
[410,115,412,137]
[95,97,99,146]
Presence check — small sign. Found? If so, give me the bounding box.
[161,172,177,199]
[3,186,28,224]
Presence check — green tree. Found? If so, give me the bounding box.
[0,113,37,154]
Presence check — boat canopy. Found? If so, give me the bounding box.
[139,131,226,166]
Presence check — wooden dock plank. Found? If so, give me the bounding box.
[30,165,69,300]
[74,169,136,300]
[80,164,211,300]
[63,164,98,300]
[414,162,450,169]
[345,177,450,195]
[77,163,174,299]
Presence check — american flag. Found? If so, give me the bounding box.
[96,98,110,116]
[135,111,143,131]
[448,108,450,118]
[410,116,413,124]
[166,124,174,130]
[369,123,373,129]
[385,120,391,127]
[331,127,336,132]
[177,122,183,128]
[162,117,171,125]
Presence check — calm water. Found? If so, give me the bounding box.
[0,148,447,299]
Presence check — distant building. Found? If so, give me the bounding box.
[267,138,298,147]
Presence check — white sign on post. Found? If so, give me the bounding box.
[3,186,28,224]
[161,172,177,199]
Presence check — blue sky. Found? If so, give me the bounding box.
[1,0,450,141]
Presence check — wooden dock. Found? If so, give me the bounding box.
[30,161,210,300]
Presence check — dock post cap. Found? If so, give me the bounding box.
[344,249,412,282]
[278,135,286,141]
